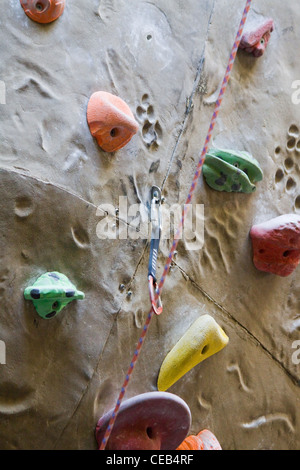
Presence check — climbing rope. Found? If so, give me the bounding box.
[99,0,252,450]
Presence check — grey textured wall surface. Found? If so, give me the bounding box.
[0,0,300,450]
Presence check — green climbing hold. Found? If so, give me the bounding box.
[203,148,263,193]
[24,272,85,319]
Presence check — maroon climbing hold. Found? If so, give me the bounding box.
[239,18,274,57]
[250,214,300,277]
[95,392,191,450]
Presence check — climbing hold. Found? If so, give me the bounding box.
[203,148,263,193]
[95,392,191,450]
[87,91,139,153]
[24,272,85,319]
[250,214,300,277]
[177,429,222,450]
[20,0,65,24]
[157,315,229,392]
[239,18,274,57]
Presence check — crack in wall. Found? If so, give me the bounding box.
[173,259,300,387]
[161,0,216,190]
[53,240,149,449]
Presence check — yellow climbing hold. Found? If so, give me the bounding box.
[157,314,229,392]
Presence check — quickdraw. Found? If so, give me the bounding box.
[148,186,163,315]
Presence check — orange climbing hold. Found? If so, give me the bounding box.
[87,91,139,153]
[177,429,222,451]
[20,0,65,24]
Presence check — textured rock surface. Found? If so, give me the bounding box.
[0,0,300,451]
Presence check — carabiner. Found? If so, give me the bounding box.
[148,275,163,315]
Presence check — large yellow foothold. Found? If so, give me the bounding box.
[157,314,229,392]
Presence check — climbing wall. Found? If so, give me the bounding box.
[0,0,300,450]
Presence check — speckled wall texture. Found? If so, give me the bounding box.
[0,0,300,450]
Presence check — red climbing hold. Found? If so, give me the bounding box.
[240,18,274,57]
[250,214,300,277]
